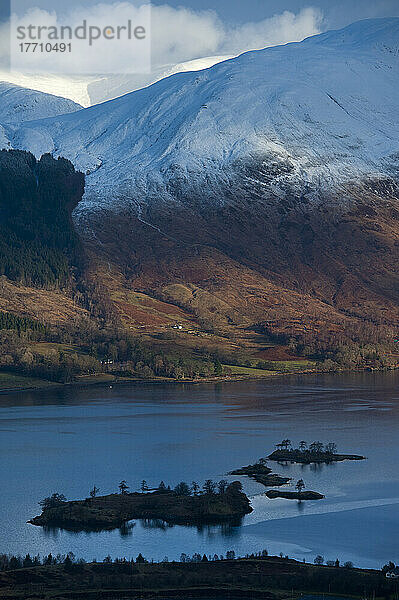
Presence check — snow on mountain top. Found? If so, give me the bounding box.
[87,56,235,105]
[4,18,399,216]
[0,72,91,107]
[301,17,399,51]
[0,81,82,124]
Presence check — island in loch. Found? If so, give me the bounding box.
[268,439,366,464]
[230,459,291,487]
[266,489,324,500]
[29,480,252,531]
[265,476,324,500]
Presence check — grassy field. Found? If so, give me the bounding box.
[224,365,276,376]
[260,359,317,371]
[33,342,85,356]
[224,360,317,377]
[0,372,57,390]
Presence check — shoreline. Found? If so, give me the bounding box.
[0,555,392,599]
[0,365,393,396]
[0,372,281,395]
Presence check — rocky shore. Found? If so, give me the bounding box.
[230,462,291,487]
[266,489,324,500]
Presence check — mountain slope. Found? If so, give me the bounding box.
[5,18,399,211]
[4,19,399,335]
[0,82,82,124]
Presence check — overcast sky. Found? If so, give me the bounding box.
[154,0,399,28]
[4,0,399,27]
[1,0,398,89]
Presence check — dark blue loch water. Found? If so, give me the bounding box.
[0,371,398,568]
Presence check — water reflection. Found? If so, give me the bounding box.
[296,500,305,513]
[1,372,398,566]
[119,522,136,537]
[43,522,136,536]
[140,518,243,539]
[140,519,174,530]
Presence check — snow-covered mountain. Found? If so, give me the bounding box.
[0,82,82,124]
[0,81,82,151]
[2,18,399,333]
[3,18,399,221]
[0,57,234,108]
[86,56,235,105]
[0,72,91,107]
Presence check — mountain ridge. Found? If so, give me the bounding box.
[1,18,399,340]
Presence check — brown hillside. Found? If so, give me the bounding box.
[78,179,399,341]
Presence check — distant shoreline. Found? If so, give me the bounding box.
[0,365,394,396]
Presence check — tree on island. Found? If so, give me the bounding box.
[309,441,324,454]
[39,493,67,510]
[218,479,229,494]
[89,485,100,499]
[299,441,308,452]
[158,481,167,491]
[274,439,292,451]
[140,480,148,493]
[314,555,324,565]
[295,479,305,496]
[281,439,292,450]
[118,480,129,495]
[325,442,337,455]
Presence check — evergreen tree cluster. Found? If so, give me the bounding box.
[0,149,84,288]
[0,311,47,334]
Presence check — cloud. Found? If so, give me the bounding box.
[7,3,151,74]
[0,2,323,102]
[151,5,223,66]
[2,2,323,74]
[151,4,322,65]
[221,7,323,54]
